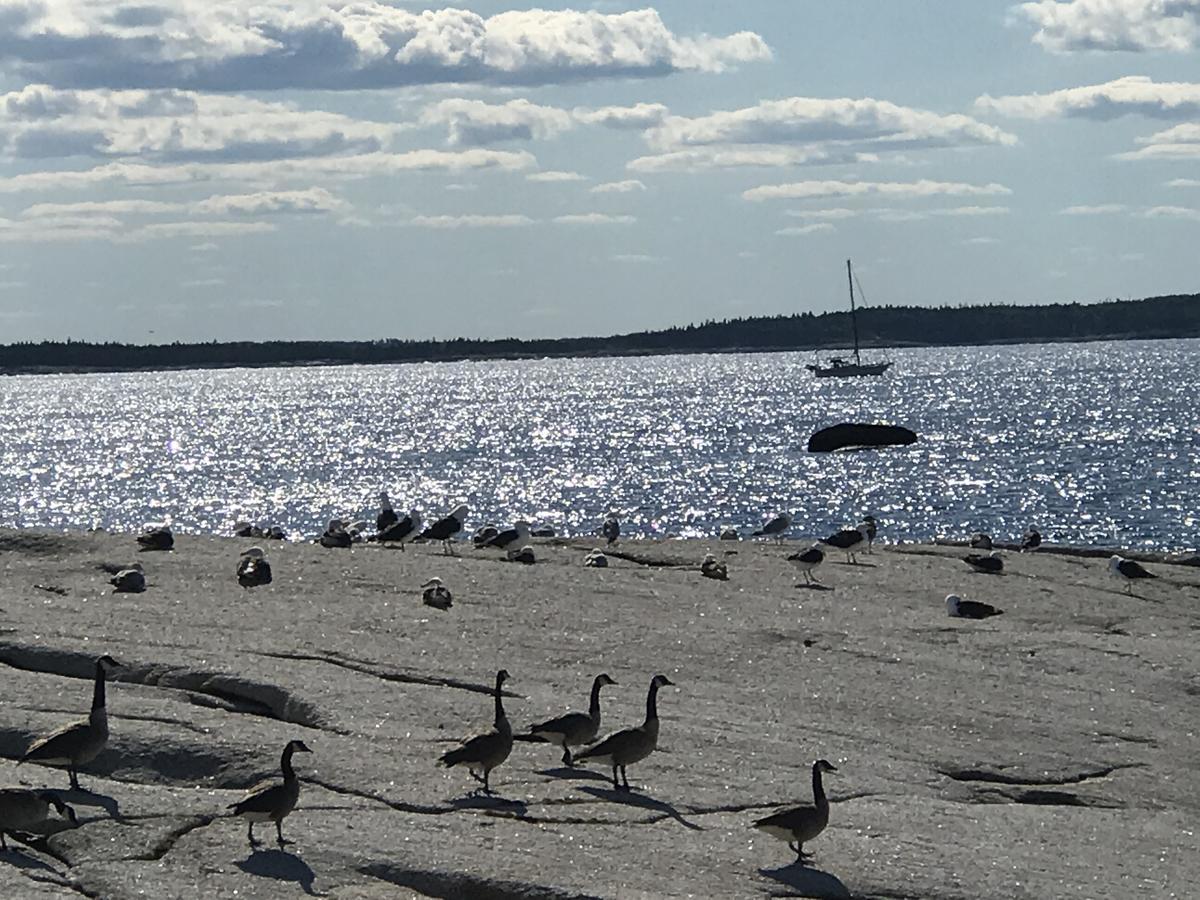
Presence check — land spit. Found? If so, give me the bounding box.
[0,528,1196,899]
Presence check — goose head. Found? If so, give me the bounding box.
[97,654,121,670]
[650,674,674,689]
[287,739,313,755]
[41,793,78,825]
[495,669,510,689]
[596,673,618,687]
[814,759,838,774]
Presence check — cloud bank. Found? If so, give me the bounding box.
[1019,0,1200,53]
[976,76,1200,119]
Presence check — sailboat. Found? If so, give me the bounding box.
[806,259,892,378]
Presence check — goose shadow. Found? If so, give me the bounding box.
[834,561,877,568]
[794,583,833,591]
[236,848,321,896]
[759,863,850,899]
[448,794,528,815]
[578,785,703,831]
[536,766,611,782]
[1,841,63,872]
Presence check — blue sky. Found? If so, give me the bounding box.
[0,0,1197,342]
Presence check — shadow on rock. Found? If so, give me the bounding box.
[52,787,122,821]
[448,794,528,815]
[236,849,321,896]
[759,864,849,898]
[1,841,64,873]
[578,785,703,831]
[536,766,611,782]
[794,583,833,591]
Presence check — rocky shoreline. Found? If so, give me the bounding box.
[1,528,1197,898]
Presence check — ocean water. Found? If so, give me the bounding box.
[1,339,1197,550]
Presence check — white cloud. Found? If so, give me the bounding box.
[1060,204,1128,214]
[784,208,859,220]
[0,85,395,162]
[628,146,867,173]
[21,199,182,218]
[1141,205,1200,220]
[574,103,669,129]
[127,221,278,240]
[611,253,661,262]
[406,214,536,229]
[192,188,347,216]
[0,149,536,193]
[647,96,1015,152]
[1120,122,1200,159]
[0,5,770,91]
[1018,0,1200,53]
[420,98,574,146]
[775,223,835,236]
[1169,178,1200,187]
[526,170,587,182]
[976,76,1200,120]
[743,179,1012,202]
[553,213,636,224]
[590,179,646,194]
[962,236,1000,245]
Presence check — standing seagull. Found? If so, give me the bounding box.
[602,515,620,546]
[1021,527,1042,551]
[527,673,618,768]
[753,759,838,864]
[0,790,77,850]
[421,504,469,555]
[945,594,1003,619]
[860,515,877,552]
[788,545,825,585]
[963,551,1004,574]
[753,513,793,542]
[576,674,674,792]
[376,492,398,533]
[376,508,422,549]
[1108,555,1157,594]
[228,740,312,847]
[20,655,121,789]
[439,669,513,794]
[479,521,531,552]
[821,523,870,564]
[237,547,273,588]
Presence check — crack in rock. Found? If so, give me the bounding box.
[362,861,602,900]
[131,814,219,861]
[308,776,455,816]
[971,787,1125,809]
[938,762,1140,786]
[258,650,519,697]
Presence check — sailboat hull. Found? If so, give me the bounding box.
[806,361,892,378]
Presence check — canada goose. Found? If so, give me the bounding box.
[377,508,421,548]
[320,519,352,548]
[1021,527,1042,551]
[753,513,792,542]
[439,669,513,793]
[945,593,1003,619]
[109,563,145,593]
[137,525,173,551]
[860,515,877,551]
[422,577,452,611]
[963,551,1003,574]
[528,673,618,767]
[576,674,674,791]
[821,523,870,564]
[507,545,536,564]
[753,759,838,862]
[1109,555,1156,594]
[969,531,993,550]
[237,547,272,588]
[376,492,398,532]
[602,515,620,545]
[421,504,469,555]
[787,545,824,585]
[584,549,608,568]
[0,789,78,850]
[700,552,728,581]
[229,739,312,846]
[20,655,120,789]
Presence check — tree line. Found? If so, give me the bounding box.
[2,293,1197,374]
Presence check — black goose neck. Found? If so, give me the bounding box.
[281,744,298,780]
[588,678,605,717]
[92,659,107,710]
[811,763,827,805]
[493,677,507,729]
[645,680,661,722]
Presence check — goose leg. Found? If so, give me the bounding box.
[247,823,258,846]
[561,744,573,768]
[483,769,491,794]
[68,765,80,790]
[1,832,8,851]
[276,820,289,846]
[620,766,630,791]
[610,765,620,790]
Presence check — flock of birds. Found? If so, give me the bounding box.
[0,498,1167,865]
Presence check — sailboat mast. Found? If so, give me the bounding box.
[847,258,861,365]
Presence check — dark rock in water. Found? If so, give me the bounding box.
[807,423,918,453]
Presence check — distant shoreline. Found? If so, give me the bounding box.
[2,292,1197,377]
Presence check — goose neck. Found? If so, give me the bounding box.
[812,763,828,807]
[494,682,510,735]
[588,678,605,721]
[645,681,661,724]
[92,660,107,711]
[281,745,298,781]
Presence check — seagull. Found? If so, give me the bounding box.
[860,515,877,552]
[1108,555,1157,594]
[376,508,421,549]
[507,545,536,565]
[821,523,870,564]
[237,547,273,588]
[422,578,452,610]
[584,549,609,568]
[109,563,145,593]
[719,525,740,541]
[420,504,469,555]
[753,513,792,542]
[137,525,173,551]
[602,515,620,546]
[471,524,500,548]
[319,519,352,549]
[787,545,824,585]
[945,594,1003,619]
[700,552,728,581]
[376,492,398,533]
[479,521,531,552]
[963,551,1004,574]
[969,532,994,550]
[1021,527,1042,551]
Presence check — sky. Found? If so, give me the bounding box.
[0,0,1198,343]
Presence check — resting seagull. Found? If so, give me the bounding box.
[753,512,792,542]
[422,578,452,611]
[1021,527,1042,551]
[1108,555,1157,594]
[788,545,824,585]
[963,551,1003,574]
[109,563,145,593]
[700,552,728,581]
[479,521,531,552]
[376,492,398,533]
[237,547,272,588]
[821,523,870,564]
[376,508,421,549]
[420,504,469,555]
[969,532,993,550]
[945,594,1003,619]
[137,525,173,552]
